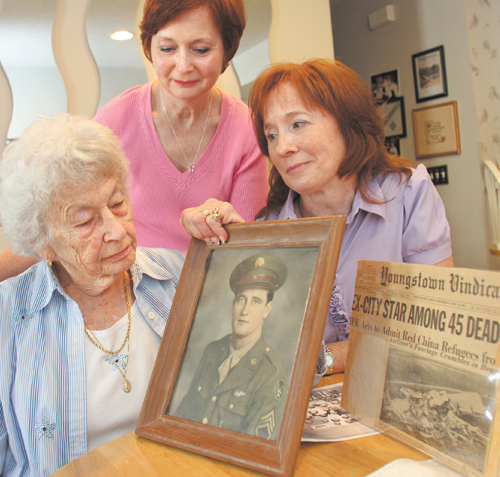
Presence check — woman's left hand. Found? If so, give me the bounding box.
[180,198,245,245]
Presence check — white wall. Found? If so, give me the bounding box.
[463,0,500,270]
[5,66,147,139]
[331,0,490,271]
[97,67,148,109]
[233,39,271,87]
[0,226,8,250]
[6,67,66,138]
[269,0,334,62]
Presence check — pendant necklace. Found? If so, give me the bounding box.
[84,272,133,393]
[159,86,213,173]
[52,266,133,393]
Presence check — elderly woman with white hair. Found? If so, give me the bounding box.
[0,114,184,476]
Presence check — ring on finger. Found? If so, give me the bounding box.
[200,209,210,216]
[209,207,222,222]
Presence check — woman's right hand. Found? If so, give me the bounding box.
[180,199,245,245]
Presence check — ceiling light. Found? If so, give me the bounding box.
[110,31,134,41]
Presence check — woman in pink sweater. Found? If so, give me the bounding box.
[94,0,268,254]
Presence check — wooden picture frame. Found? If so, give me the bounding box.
[136,217,346,477]
[383,97,407,139]
[412,101,461,159]
[412,45,448,103]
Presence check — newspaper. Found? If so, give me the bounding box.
[342,261,500,477]
[301,383,378,442]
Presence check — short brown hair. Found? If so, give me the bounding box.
[140,0,245,72]
[249,59,413,218]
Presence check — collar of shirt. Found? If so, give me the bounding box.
[227,337,260,369]
[218,337,260,384]
[23,247,181,317]
[130,248,181,292]
[272,181,387,224]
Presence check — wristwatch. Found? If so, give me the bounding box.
[324,343,335,375]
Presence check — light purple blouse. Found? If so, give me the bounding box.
[263,164,452,343]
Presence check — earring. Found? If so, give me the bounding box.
[46,259,52,268]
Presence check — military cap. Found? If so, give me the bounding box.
[230,253,288,293]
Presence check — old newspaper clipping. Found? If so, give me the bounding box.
[342,261,500,477]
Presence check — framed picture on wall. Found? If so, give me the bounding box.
[412,101,461,159]
[382,97,407,138]
[412,46,448,103]
[371,69,400,103]
[136,217,346,476]
[384,137,400,156]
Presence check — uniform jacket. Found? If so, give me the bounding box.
[174,335,287,440]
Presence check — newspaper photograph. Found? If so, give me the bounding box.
[302,383,378,442]
[342,261,500,477]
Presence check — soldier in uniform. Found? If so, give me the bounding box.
[174,253,288,440]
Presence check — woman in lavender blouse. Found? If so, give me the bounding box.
[180,59,454,374]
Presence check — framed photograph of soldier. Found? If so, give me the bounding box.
[136,216,346,476]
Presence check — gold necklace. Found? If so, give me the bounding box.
[84,272,132,393]
[83,272,131,355]
[159,86,213,173]
[51,266,133,393]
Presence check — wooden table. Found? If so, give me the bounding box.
[54,375,430,476]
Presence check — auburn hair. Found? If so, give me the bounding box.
[140,0,245,72]
[249,59,413,219]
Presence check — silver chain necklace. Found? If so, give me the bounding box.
[159,86,213,173]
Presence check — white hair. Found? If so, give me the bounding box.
[0,114,129,256]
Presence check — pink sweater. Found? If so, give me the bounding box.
[94,83,269,254]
